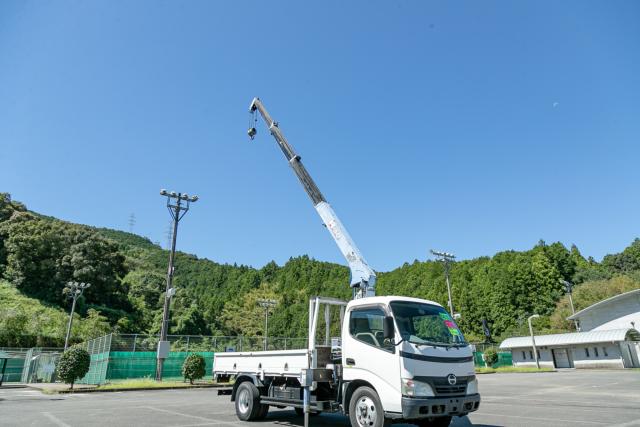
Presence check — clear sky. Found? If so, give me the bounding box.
[1,1,639,272]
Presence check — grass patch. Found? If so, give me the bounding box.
[96,378,213,390]
[476,366,555,374]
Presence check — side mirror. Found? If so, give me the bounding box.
[383,316,395,340]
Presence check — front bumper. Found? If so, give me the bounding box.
[392,394,480,419]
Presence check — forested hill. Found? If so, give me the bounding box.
[1,192,639,347]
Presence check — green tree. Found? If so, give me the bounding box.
[182,354,206,384]
[483,348,498,367]
[220,283,280,336]
[56,348,90,390]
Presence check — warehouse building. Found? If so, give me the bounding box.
[500,328,640,368]
[500,289,640,369]
[567,289,640,332]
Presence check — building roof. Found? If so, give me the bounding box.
[567,289,640,320]
[499,328,640,349]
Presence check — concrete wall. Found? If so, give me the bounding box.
[511,347,555,368]
[571,344,624,369]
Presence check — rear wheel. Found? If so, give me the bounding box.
[235,382,267,421]
[348,386,389,427]
[415,416,452,427]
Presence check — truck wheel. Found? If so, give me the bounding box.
[416,416,452,427]
[235,382,265,421]
[349,386,389,427]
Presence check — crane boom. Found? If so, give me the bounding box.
[249,97,376,299]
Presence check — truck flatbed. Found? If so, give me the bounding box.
[214,349,309,378]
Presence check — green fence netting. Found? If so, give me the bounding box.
[107,351,214,381]
[473,351,512,368]
[3,357,26,382]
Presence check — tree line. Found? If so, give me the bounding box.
[1,192,639,347]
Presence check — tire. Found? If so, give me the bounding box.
[415,416,452,427]
[234,382,266,421]
[348,386,389,427]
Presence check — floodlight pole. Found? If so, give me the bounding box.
[258,299,277,351]
[64,282,91,350]
[431,250,456,316]
[156,190,198,381]
[528,314,540,369]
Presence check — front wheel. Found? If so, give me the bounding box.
[415,416,452,427]
[349,386,389,427]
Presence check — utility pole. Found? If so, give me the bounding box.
[257,299,277,351]
[561,280,580,331]
[64,282,91,350]
[431,250,456,316]
[528,314,540,369]
[156,189,198,381]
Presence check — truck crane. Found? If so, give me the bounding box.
[213,98,480,427]
[248,97,376,299]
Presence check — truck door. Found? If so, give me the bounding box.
[343,305,401,413]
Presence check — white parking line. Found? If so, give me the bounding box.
[471,411,608,425]
[608,419,640,427]
[143,406,232,423]
[42,412,72,427]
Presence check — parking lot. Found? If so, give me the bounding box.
[1,370,639,427]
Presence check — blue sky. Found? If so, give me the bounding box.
[1,1,639,272]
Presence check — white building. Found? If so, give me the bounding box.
[499,289,640,369]
[500,328,640,369]
[567,289,640,332]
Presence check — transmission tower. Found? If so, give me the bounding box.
[128,213,136,233]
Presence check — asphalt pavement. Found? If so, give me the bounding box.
[1,370,639,427]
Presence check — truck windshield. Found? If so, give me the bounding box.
[389,301,467,347]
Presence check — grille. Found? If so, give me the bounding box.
[434,384,467,395]
[413,375,473,397]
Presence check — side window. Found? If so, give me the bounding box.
[522,351,526,360]
[594,347,599,357]
[349,307,387,349]
[603,347,608,357]
[585,348,590,358]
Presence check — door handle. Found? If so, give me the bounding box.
[346,358,356,365]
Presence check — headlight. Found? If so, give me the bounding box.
[466,378,478,395]
[401,378,434,398]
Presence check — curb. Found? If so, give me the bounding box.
[34,383,231,394]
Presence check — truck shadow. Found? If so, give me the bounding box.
[261,410,502,427]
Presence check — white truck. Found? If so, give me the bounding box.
[213,99,480,427]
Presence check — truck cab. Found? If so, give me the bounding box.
[342,296,480,425]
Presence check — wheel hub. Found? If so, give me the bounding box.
[356,396,377,426]
[238,389,250,414]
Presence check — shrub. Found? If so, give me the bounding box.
[484,348,498,367]
[182,354,205,384]
[56,348,90,389]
